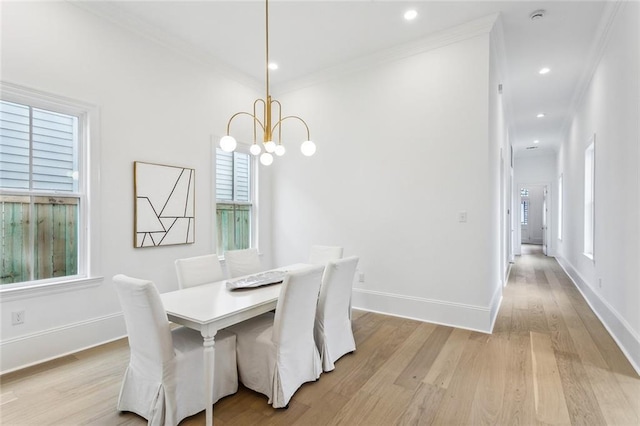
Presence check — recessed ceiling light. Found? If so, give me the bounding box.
[268,62,278,70]
[537,113,545,118]
[533,140,540,144]
[539,67,551,75]
[404,10,418,21]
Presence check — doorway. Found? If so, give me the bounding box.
[518,184,549,256]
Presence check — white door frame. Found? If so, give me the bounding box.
[516,181,552,255]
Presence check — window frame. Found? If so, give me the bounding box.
[583,136,595,260]
[558,173,563,241]
[0,82,101,298]
[213,143,258,256]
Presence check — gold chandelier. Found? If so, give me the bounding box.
[219,0,316,166]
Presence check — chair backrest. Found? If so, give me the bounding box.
[175,254,225,289]
[272,265,324,347]
[113,274,174,376]
[308,245,344,265]
[317,256,359,325]
[224,248,262,278]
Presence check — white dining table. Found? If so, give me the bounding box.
[159,263,310,426]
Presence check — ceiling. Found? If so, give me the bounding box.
[80,1,609,157]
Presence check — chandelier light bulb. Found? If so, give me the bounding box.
[264,140,276,153]
[275,145,286,156]
[250,144,262,156]
[300,140,316,157]
[260,152,274,166]
[220,135,237,152]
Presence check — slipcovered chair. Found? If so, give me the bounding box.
[224,248,262,278]
[314,256,359,372]
[308,245,343,265]
[175,254,224,289]
[227,265,324,408]
[113,274,238,425]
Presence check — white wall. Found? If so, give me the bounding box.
[0,1,268,372]
[489,19,511,310]
[556,1,639,371]
[269,21,503,332]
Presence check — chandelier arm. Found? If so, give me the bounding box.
[270,99,283,144]
[272,115,311,141]
[226,111,265,137]
[253,99,267,144]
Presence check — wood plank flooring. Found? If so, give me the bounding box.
[1,250,639,425]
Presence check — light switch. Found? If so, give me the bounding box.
[458,211,467,223]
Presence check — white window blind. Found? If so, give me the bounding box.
[216,150,250,202]
[1,100,77,192]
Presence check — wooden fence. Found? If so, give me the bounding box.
[216,203,251,254]
[1,195,78,284]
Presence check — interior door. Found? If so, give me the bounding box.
[520,191,530,243]
[542,186,548,255]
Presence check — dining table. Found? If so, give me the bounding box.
[159,263,311,426]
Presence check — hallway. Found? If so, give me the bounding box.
[494,250,640,424]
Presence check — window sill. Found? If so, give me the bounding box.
[0,276,104,302]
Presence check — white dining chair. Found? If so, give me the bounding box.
[308,245,343,265]
[175,254,225,289]
[224,248,262,278]
[227,265,324,408]
[113,274,238,425]
[314,256,359,372]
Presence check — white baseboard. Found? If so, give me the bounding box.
[0,312,126,374]
[555,255,640,375]
[352,287,501,333]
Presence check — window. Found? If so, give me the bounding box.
[584,138,595,259]
[520,200,529,225]
[1,98,84,285]
[558,174,563,240]
[520,188,529,225]
[215,149,253,254]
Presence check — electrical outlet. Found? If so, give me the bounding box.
[458,211,467,223]
[598,278,603,289]
[359,272,365,282]
[12,311,25,325]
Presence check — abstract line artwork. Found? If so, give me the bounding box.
[134,161,195,247]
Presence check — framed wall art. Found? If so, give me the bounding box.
[134,161,195,247]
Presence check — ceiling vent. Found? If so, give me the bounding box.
[530,9,546,21]
[526,146,539,150]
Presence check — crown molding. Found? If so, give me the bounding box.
[68,0,264,93]
[559,0,624,139]
[275,13,499,95]
[70,1,498,97]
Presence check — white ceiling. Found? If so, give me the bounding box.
[80,1,609,157]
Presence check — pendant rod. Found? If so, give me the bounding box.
[264,0,272,142]
[265,0,270,99]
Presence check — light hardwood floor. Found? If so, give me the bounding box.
[2,251,639,425]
